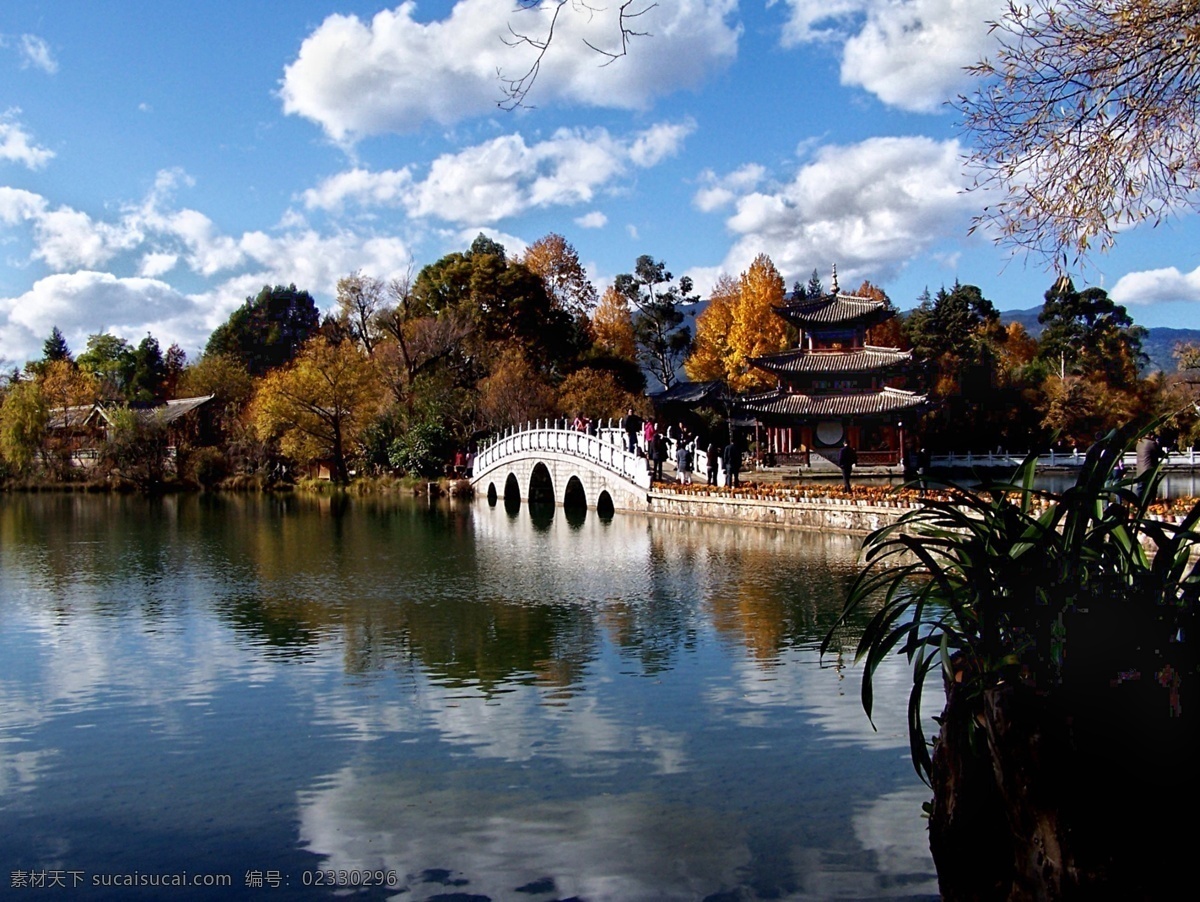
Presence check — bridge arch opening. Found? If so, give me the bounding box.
[528,463,555,505]
[486,482,497,505]
[596,490,615,519]
[503,473,521,516]
[563,475,587,510]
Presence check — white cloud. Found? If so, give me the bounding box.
[775,0,1000,112]
[0,272,197,363]
[1110,266,1200,305]
[0,174,416,364]
[628,121,695,167]
[0,186,47,223]
[707,135,979,286]
[0,109,55,169]
[138,252,179,278]
[575,211,607,229]
[694,164,766,212]
[304,123,693,225]
[33,207,143,270]
[18,34,58,74]
[280,0,739,141]
[301,167,414,213]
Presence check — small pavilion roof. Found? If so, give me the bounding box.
[749,346,912,377]
[648,380,732,406]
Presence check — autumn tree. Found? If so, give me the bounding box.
[414,234,583,378]
[591,285,638,363]
[335,271,385,355]
[522,233,597,318]
[960,0,1200,260]
[1176,340,1200,373]
[857,282,905,349]
[251,338,380,485]
[557,367,643,422]
[685,258,790,392]
[40,359,97,417]
[0,379,48,475]
[373,270,474,414]
[727,254,790,392]
[178,351,255,441]
[614,255,696,389]
[685,274,738,384]
[476,345,557,431]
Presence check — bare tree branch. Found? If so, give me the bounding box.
[959,0,1200,267]
[498,0,656,110]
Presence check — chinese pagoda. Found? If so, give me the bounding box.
[737,268,925,466]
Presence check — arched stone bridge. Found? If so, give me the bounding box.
[471,422,652,514]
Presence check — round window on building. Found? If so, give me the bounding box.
[816,421,844,447]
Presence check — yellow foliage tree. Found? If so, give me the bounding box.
[477,345,557,430]
[522,233,597,317]
[558,367,643,421]
[591,285,638,363]
[40,359,98,416]
[684,274,738,383]
[728,254,789,392]
[687,256,790,392]
[251,338,380,484]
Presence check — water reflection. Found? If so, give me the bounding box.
[0,494,936,900]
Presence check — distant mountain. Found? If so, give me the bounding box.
[1142,327,1200,374]
[999,307,1200,374]
[998,307,1046,337]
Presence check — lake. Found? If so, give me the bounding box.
[0,493,938,901]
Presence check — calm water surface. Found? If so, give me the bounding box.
[0,494,937,901]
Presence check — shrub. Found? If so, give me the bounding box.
[825,426,1198,897]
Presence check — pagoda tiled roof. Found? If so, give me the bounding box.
[648,380,731,405]
[736,386,927,419]
[775,293,892,329]
[749,345,912,376]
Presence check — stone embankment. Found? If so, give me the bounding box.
[647,485,920,534]
[644,482,1198,536]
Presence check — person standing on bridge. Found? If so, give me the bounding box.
[621,408,643,455]
[652,428,667,482]
[676,433,694,485]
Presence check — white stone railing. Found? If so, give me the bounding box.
[474,420,652,489]
[930,450,1198,470]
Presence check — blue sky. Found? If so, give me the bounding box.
[2,0,1199,368]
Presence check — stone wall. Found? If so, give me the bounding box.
[646,489,917,534]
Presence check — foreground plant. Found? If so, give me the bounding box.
[824,427,1198,898]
